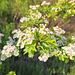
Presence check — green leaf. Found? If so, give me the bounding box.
[23,43,37,58]
[65,59,69,63]
[47,13,52,18]
[52,16,58,21]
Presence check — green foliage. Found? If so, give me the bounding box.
[10,0,29,16]
[15,0,75,63]
[24,43,37,57]
[0,23,15,49]
[0,0,15,23]
[49,0,75,21]
[7,71,16,75]
[20,0,75,29]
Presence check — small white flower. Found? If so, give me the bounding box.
[52,7,55,10]
[50,31,53,34]
[5,50,10,55]
[20,17,25,22]
[20,17,30,22]
[13,34,17,39]
[13,51,19,56]
[3,45,8,50]
[16,37,21,46]
[23,36,26,40]
[41,31,46,35]
[36,5,40,7]
[29,5,32,8]
[70,53,73,60]
[40,24,45,28]
[29,35,34,40]
[0,33,4,37]
[6,53,12,58]
[38,53,49,62]
[44,19,49,24]
[62,46,71,55]
[12,29,18,34]
[55,8,57,12]
[32,6,36,10]
[67,10,71,14]
[1,50,6,55]
[20,41,25,49]
[38,56,43,61]
[46,3,50,5]
[42,55,48,62]
[26,39,33,44]
[32,28,36,33]
[41,1,46,6]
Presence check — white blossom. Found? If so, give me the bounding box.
[1,44,19,61]
[12,29,18,34]
[38,53,49,62]
[44,19,49,24]
[26,39,33,44]
[20,17,30,22]
[53,26,65,35]
[41,1,50,6]
[13,50,19,56]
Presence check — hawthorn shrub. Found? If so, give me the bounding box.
[0,0,75,75]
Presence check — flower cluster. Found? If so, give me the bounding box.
[67,10,71,14]
[51,26,66,47]
[0,33,4,43]
[12,24,68,62]
[3,0,74,63]
[44,19,49,24]
[68,0,75,4]
[30,10,42,20]
[12,29,34,49]
[13,24,51,48]
[12,24,58,60]
[62,43,75,60]
[1,44,19,61]
[26,24,52,35]
[53,49,68,61]
[51,7,62,12]
[41,1,50,6]
[20,17,30,22]
[12,29,24,39]
[38,52,49,62]
[39,24,52,35]
[29,5,40,10]
[53,26,65,35]
[50,0,75,21]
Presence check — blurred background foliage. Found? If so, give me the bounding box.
[0,0,75,75]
